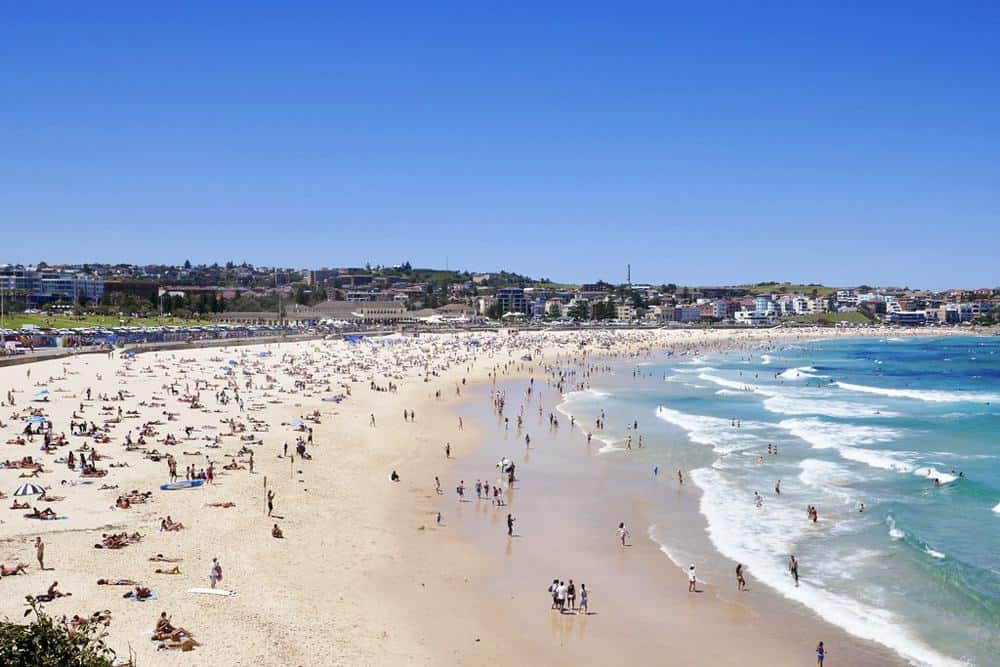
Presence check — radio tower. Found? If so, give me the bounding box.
[627,263,631,287]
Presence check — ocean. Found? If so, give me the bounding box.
[559,335,999,666]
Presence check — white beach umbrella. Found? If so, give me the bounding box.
[13,483,45,497]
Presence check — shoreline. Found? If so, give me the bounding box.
[0,327,967,665]
[433,340,907,667]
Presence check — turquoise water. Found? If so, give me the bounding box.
[561,336,999,666]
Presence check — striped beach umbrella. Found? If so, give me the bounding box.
[13,483,45,497]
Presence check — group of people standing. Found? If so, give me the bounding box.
[547,578,588,614]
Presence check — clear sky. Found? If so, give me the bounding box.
[2,3,998,288]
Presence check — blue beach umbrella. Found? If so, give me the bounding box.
[26,415,47,424]
[14,483,45,497]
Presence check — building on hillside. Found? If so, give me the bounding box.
[615,304,637,321]
[0,266,105,306]
[497,287,527,314]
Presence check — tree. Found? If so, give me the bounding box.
[567,301,590,321]
[547,302,563,319]
[0,597,119,666]
[184,259,192,269]
[486,302,502,320]
[592,302,617,320]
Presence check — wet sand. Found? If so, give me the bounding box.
[0,327,945,665]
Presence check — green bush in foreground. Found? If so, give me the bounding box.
[0,597,117,667]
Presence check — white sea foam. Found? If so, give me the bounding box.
[924,546,946,560]
[655,405,764,454]
[798,459,857,504]
[700,372,897,418]
[912,467,958,484]
[887,515,905,540]
[778,419,914,472]
[835,381,1000,404]
[763,395,897,418]
[993,502,1000,515]
[647,524,686,568]
[761,354,773,365]
[690,467,963,667]
[715,389,744,396]
[777,366,826,380]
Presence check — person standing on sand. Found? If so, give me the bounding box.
[567,580,576,610]
[816,641,825,666]
[736,563,747,591]
[507,513,515,536]
[678,469,684,485]
[209,558,223,589]
[435,476,441,494]
[579,584,588,613]
[688,565,698,592]
[35,537,45,570]
[445,443,451,458]
[267,490,274,517]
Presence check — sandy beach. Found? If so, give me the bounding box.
[0,327,956,665]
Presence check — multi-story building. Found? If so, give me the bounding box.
[497,287,527,314]
[0,266,104,306]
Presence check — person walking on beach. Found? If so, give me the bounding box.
[736,563,747,591]
[816,641,825,666]
[687,565,698,592]
[267,490,274,517]
[507,513,515,536]
[617,522,629,547]
[435,476,441,494]
[579,583,588,614]
[549,579,559,609]
[35,537,45,570]
[445,443,451,459]
[789,555,799,586]
[209,558,223,589]
[678,469,684,485]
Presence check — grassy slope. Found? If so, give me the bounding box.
[2,314,202,329]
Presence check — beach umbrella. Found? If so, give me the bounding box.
[13,483,45,497]
[229,360,238,365]
[33,389,49,398]
[290,418,306,427]
[26,415,47,424]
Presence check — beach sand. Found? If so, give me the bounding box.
[0,327,943,665]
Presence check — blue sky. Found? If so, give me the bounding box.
[2,3,998,288]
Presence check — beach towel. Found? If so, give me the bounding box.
[126,591,158,602]
[159,480,204,491]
